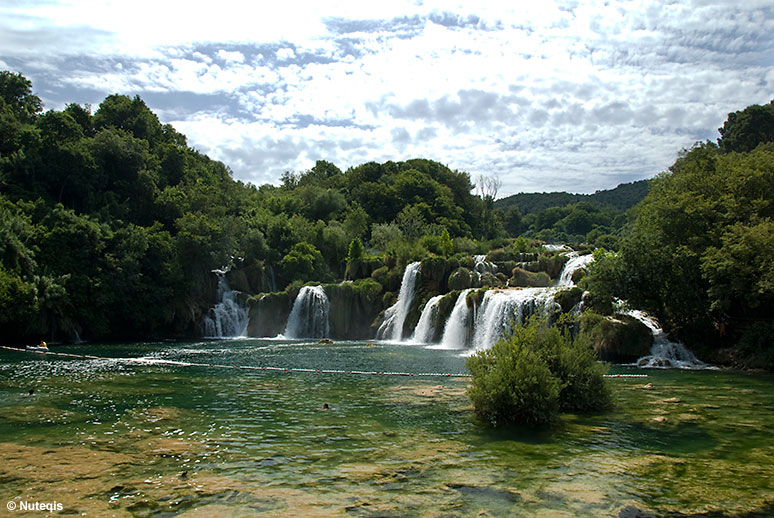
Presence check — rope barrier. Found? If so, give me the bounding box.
[0,345,648,379]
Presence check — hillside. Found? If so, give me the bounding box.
[495,179,650,215]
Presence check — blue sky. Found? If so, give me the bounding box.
[1,0,773,196]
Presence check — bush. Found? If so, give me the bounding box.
[466,318,611,427]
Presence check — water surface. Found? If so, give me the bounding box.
[1,339,772,517]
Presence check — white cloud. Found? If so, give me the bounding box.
[216,50,245,63]
[2,0,772,195]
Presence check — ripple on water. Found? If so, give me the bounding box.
[1,340,773,517]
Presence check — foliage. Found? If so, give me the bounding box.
[466,317,611,427]
[717,100,774,154]
[585,103,774,364]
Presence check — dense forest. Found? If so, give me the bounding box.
[1,70,772,371]
[585,99,774,369]
[493,181,648,247]
[0,71,506,343]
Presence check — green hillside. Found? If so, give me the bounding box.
[494,179,650,215]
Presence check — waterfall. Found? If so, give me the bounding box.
[204,271,249,338]
[473,254,497,284]
[266,265,278,292]
[410,295,444,344]
[471,288,559,352]
[438,289,474,349]
[284,285,330,339]
[626,310,708,369]
[557,253,594,287]
[377,262,421,341]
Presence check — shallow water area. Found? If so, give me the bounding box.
[1,339,772,517]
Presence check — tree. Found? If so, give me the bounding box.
[477,174,501,239]
[466,317,611,427]
[587,136,774,361]
[346,237,364,264]
[718,100,774,154]
[502,206,523,236]
[0,71,42,123]
[280,242,325,282]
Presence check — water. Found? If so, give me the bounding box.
[414,256,591,351]
[471,288,559,352]
[203,272,249,338]
[439,289,474,349]
[284,285,330,339]
[626,309,707,369]
[557,253,594,287]
[377,262,421,341]
[410,294,443,344]
[1,341,771,517]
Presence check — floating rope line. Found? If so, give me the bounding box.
[0,346,647,378]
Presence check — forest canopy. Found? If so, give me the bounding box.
[0,71,499,343]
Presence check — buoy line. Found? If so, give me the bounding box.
[0,346,647,378]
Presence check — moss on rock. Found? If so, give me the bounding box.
[510,268,552,287]
[247,291,293,337]
[579,312,653,363]
[554,287,584,313]
[324,279,384,339]
[448,267,473,290]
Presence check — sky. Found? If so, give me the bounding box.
[1,1,773,196]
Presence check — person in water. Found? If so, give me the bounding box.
[322,403,330,410]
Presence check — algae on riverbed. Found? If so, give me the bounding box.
[0,340,772,517]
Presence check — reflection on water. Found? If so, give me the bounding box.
[0,339,772,517]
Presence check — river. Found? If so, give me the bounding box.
[1,339,772,517]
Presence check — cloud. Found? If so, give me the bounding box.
[1,0,772,195]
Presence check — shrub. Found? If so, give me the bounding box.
[466,317,611,427]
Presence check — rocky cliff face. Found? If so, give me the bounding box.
[247,291,293,337]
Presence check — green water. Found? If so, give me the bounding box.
[1,339,772,517]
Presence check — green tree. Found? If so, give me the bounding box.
[0,71,42,123]
[280,242,325,282]
[466,317,610,427]
[718,100,774,154]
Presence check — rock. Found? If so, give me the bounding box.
[448,267,474,290]
[579,312,654,363]
[619,505,657,518]
[317,338,333,344]
[509,267,551,287]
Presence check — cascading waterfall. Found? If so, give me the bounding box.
[473,254,497,284]
[626,310,708,369]
[437,289,474,349]
[410,252,594,351]
[557,253,594,287]
[284,286,330,339]
[204,271,249,338]
[471,288,559,352]
[377,262,421,341]
[410,295,444,344]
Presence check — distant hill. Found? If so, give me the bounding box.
[494,179,650,215]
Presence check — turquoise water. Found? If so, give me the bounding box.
[1,339,772,517]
